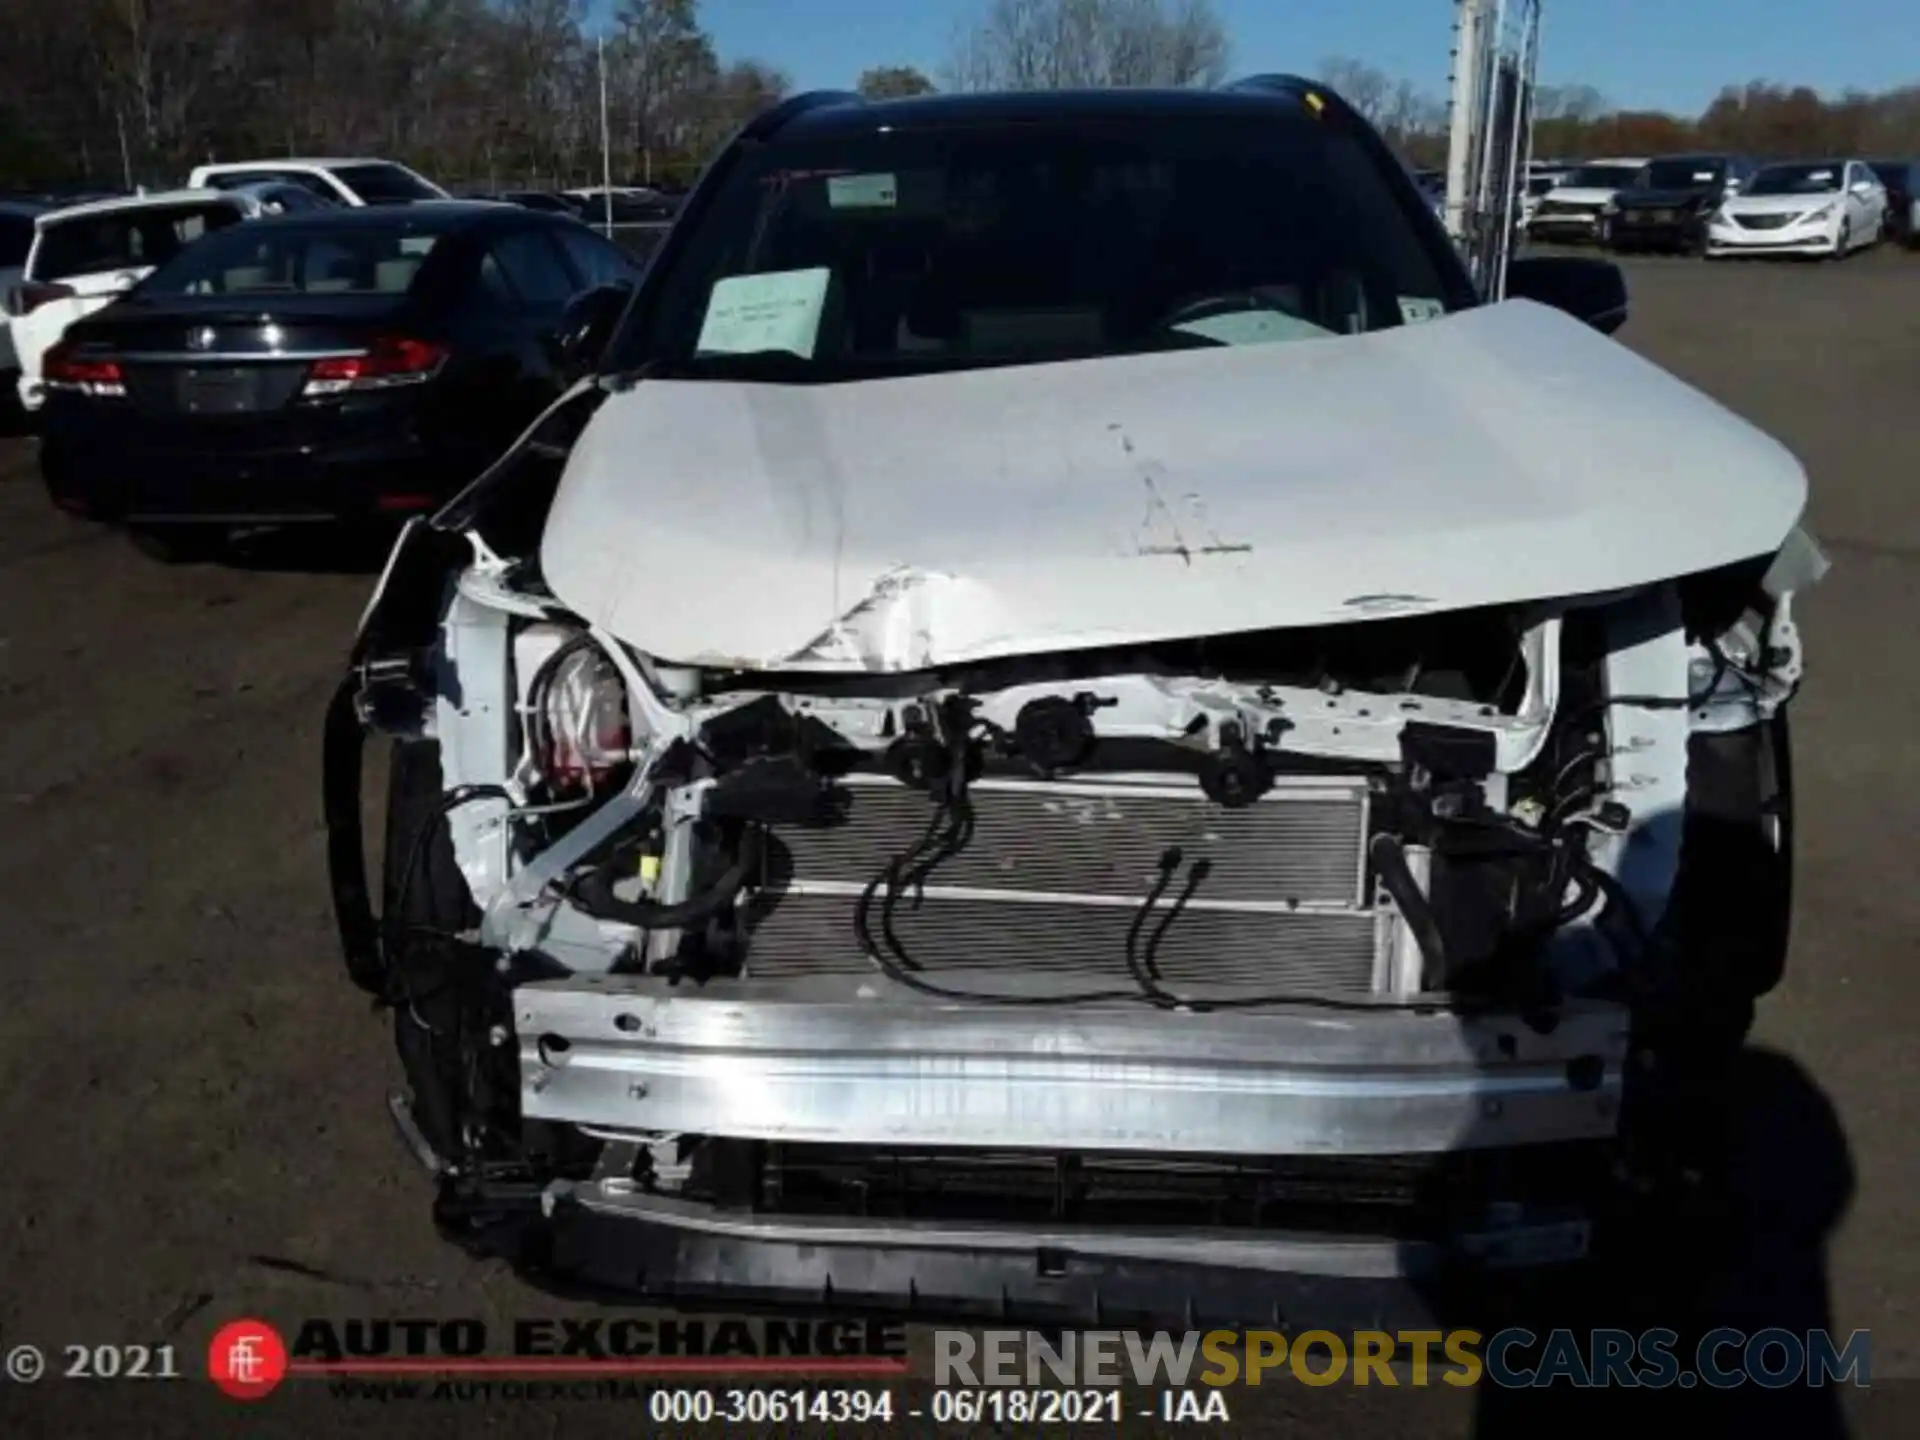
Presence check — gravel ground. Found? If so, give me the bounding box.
[0,247,1915,1436]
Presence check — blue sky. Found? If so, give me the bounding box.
[604,0,1918,117]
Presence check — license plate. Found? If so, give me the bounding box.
[179,367,257,414]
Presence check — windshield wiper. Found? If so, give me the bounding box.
[661,349,822,382]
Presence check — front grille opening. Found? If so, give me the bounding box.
[686,1141,1613,1241]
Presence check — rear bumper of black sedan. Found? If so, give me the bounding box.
[39,398,464,525]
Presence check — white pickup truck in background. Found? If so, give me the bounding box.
[188,158,449,207]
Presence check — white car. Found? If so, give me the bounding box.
[188,158,448,207]
[1517,172,1562,233]
[327,89,1823,1322]
[0,200,49,382]
[1526,158,1648,244]
[1705,159,1888,259]
[5,189,266,412]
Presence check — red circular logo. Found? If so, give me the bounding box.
[207,1318,288,1401]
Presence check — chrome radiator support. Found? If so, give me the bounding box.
[516,978,1629,1156]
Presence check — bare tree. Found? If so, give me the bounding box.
[8,0,1919,197]
[857,65,937,100]
[1318,56,1392,123]
[947,0,1228,92]
[1533,83,1608,124]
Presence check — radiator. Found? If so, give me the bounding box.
[741,774,1383,999]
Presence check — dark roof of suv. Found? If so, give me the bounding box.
[764,83,1323,144]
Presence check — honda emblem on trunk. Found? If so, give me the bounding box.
[187,326,217,353]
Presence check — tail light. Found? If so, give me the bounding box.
[41,340,125,398]
[527,636,633,797]
[301,335,448,398]
[7,281,75,317]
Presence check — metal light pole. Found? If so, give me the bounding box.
[1445,0,1543,296]
[114,110,134,192]
[598,35,615,238]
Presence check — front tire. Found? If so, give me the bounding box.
[381,740,489,1163]
[1659,713,1794,1048]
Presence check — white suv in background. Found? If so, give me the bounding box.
[6,189,256,412]
[188,158,449,207]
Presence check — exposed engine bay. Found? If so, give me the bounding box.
[327,506,1819,1322]
[411,545,1809,1008]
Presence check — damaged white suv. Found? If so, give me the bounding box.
[327,78,1824,1328]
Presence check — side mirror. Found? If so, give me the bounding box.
[553,282,633,376]
[1505,254,1629,335]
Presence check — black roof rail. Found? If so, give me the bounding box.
[743,90,866,141]
[1222,73,1322,100]
[1220,73,1364,121]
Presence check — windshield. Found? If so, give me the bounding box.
[331,163,443,203]
[1526,175,1557,196]
[31,203,243,281]
[1745,163,1844,196]
[608,113,1461,382]
[1641,158,1724,189]
[1562,165,1642,189]
[139,220,445,295]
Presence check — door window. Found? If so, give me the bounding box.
[555,226,639,290]
[488,229,577,312]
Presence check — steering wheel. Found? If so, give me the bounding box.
[1149,264,1403,340]
[1149,290,1293,334]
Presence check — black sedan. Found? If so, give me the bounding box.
[1600,154,1752,255]
[1867,158,1916,247]
[38,202,642,560]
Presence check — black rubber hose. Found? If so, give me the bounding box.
[1125,849,1186,1006]
[323,673,384,995]
[1369,832,1450,990]
[569,828,763,929]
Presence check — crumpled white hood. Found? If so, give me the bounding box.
[541,299,1807,672]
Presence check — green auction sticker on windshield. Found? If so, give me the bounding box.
[827,172,898,208]
[696,267,831,359]
[1398,296,1447,325]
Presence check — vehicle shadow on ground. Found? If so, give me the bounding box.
[217,526,398,576]
[1429,1039,1855,1436]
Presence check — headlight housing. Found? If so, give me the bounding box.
[527,634,635,798]
[1803,203,1836,223]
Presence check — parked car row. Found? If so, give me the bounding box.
[6,151,651,557]
[1523,151,1918,259]
[459,186,684,225]
[3,155,675,429]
